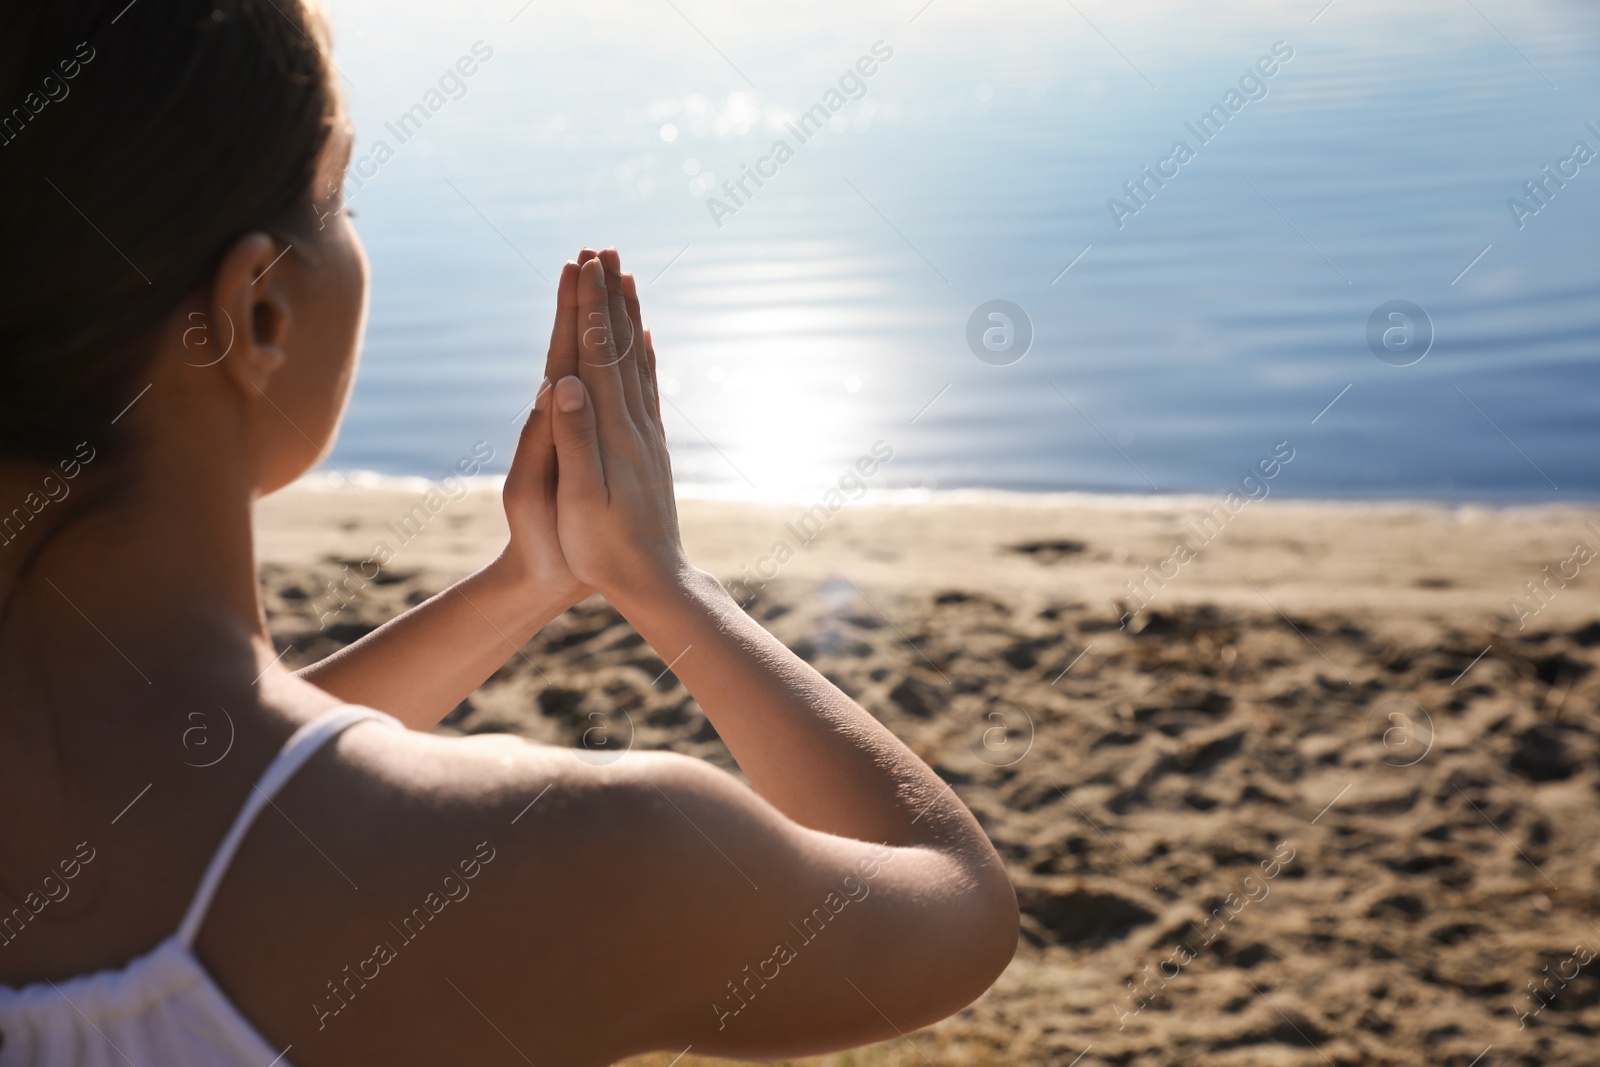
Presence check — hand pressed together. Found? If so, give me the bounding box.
[499,247,686,605]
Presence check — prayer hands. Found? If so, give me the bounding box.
[501,248,683,605]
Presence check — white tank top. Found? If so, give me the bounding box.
[0,705,402,1067]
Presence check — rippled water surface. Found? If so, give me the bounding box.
[324,0,1600,500]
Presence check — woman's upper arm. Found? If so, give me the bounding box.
[237,727,1015,1065]
[491,749,1017,1062]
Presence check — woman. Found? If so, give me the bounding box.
[0,2,1017,1064]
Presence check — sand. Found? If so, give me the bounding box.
[257,482,1600,1066]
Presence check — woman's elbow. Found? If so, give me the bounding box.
[969,873,1021,994]
[915,872,1020,1024]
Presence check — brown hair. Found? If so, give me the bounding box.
[0,0,341,464]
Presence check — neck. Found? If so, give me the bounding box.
[0,438,272,719]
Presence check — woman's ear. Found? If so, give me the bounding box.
[210,232,293,395]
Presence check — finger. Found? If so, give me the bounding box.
[550,375,607,504]
[641,329,676,487]
[575,257,630,422]
[598,249,647,426]
[504,376,559,530]
[523,375,558,496]
[618,269,651,428]
[641,326,664,437]
[544,261,581,384]
[598,249,631,351]
[507,375,550,488]
[577,247,600,266]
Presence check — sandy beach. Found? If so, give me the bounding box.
[257,482,1600,1066]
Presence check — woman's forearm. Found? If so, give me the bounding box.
[608,562,977,851]
[296,555,580,730]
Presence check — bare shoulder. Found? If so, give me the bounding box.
[204,723,1012,1066]
[199,723,743,1064]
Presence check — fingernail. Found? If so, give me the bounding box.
[533,376,551,411]
[588,260,606,293]
[555,375,585,412]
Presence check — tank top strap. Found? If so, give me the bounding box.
[176,705,403,948]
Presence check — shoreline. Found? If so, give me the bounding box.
[289,470,1600,509]
[257,479,1600,629]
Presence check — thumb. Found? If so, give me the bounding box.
[551,375,606,503]
[508,378,556,493]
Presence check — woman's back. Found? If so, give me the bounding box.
[0,707,396,1066]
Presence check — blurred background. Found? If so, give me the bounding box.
[321,0,1599,503]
